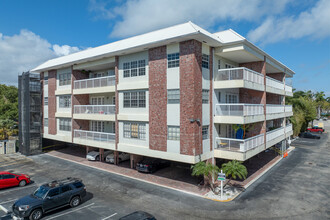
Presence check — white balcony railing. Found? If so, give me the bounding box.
[286,124,293,133]
[74,130,115,143]
[74,105,115,115]
[266,104,285,114]
[285,84,293,92]
[285,105,293,113]
[74,76,115,90]
[215,104,264,116]
[266,76,285,90]
[216,134,264,152]
[215,67,264,85]
[266,127,285,142]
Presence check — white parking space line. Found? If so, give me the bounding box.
[0,205,9,213]
[0,184,36,195]
[44,203,95,220]
[102,213,117,220]
[0,198,17,205]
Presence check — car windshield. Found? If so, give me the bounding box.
[33,186,49,199]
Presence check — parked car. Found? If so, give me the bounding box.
[12,177,86,220]
[323,117,328,121]
[119,211,156,220]
[86,150,112,161]
[307,126,324,133]
[0,171,31,189]
[299,132,321,139]
[136,158,170,173]
[106,152,130,164]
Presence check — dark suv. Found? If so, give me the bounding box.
[12,177,86,220]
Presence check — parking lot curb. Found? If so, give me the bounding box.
[45,153,207,200]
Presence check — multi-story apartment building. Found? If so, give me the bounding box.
[32,22,294,167]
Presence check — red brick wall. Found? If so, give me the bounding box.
[115,56,119,150]
[149,46,167,152]
[209,47,213,151]
[266,93,281,104]
[245,121,264,138]
[267,72,284,82]
[180,40,202,156]
[72,119,89,131]
[48,70,57,135]
[239,88,264,104]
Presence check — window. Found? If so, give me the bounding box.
[202,126,209,140]
[59,118,71,131]
[202,90,209,104]
[202,54,209,69]
[218,60,221,70]
[59,95,71,108]
[91,97,104,105]
[123,60,146,78]
[44,75,48,85]
[226,125,235,138]
[168,89,180,104]
[225,94,238,103]
[59,72,71,86]
[123,122,146,140]
[167,53,179,68]
[2,174,15,179]
[73,182,83,188]
[225,64,235,69]
[91,121,104,132]
[44,97,48,106]
[123,91,146,108]
[44,118,48,127]
[61,185,72,193]
[48,188,60,197]
[168,126,180,140]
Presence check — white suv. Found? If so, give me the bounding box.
[106,152,130,163]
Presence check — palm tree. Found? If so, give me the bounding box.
[191,161,220,192]
[222,160,248,186]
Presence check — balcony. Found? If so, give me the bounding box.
[214,124,293,161]
[73,130,116,150]
[266,76,286,95]
[214,67,264,91]
[73,76,115,95]
[214,104,264,124]
[73,105,115,121]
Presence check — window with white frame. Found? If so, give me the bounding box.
[202,90,209,104]
[167,53,179,68]
[59,95,71,108]
[91,97,104,105]
[44,75,48,85]
[123,91,146,108]
[91,121,105,132]
[44,118,48,127]
[59,118,71,131]
[59,72,71,86]
[225,63,235,69]
[168,89,180,104]
[123,60,146,78]
[123,122,146,140]
[44,97,48,106]
[202,126,209,140]
[226,124,235,138]
[202,54,209,69]
[225,94,238,103]
[168,126,180,140]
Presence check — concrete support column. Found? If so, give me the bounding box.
[114,151,119,165]
[130,154,142,169]
[86,146,90,154]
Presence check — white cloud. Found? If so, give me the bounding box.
[89,0,290,38]
[0,30,80,85]
[247,0,330,44]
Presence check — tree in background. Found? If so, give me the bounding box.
[0,119,18,140]
[0,84,18,122]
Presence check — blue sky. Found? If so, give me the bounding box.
[0,0,329,97]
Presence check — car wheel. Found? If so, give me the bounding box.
[95,156,100,161]
[29,209,42,220]
[118,158,122,163]
[70,196,81,208]
[19,180,26,187]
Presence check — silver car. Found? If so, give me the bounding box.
[86,150,112,161]
[106,152,130,163]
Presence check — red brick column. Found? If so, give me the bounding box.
[115,56,119,151]
[149,46,167,152]
[179,40,202,156]
[48,70,57,135]
[209,47,213,151]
